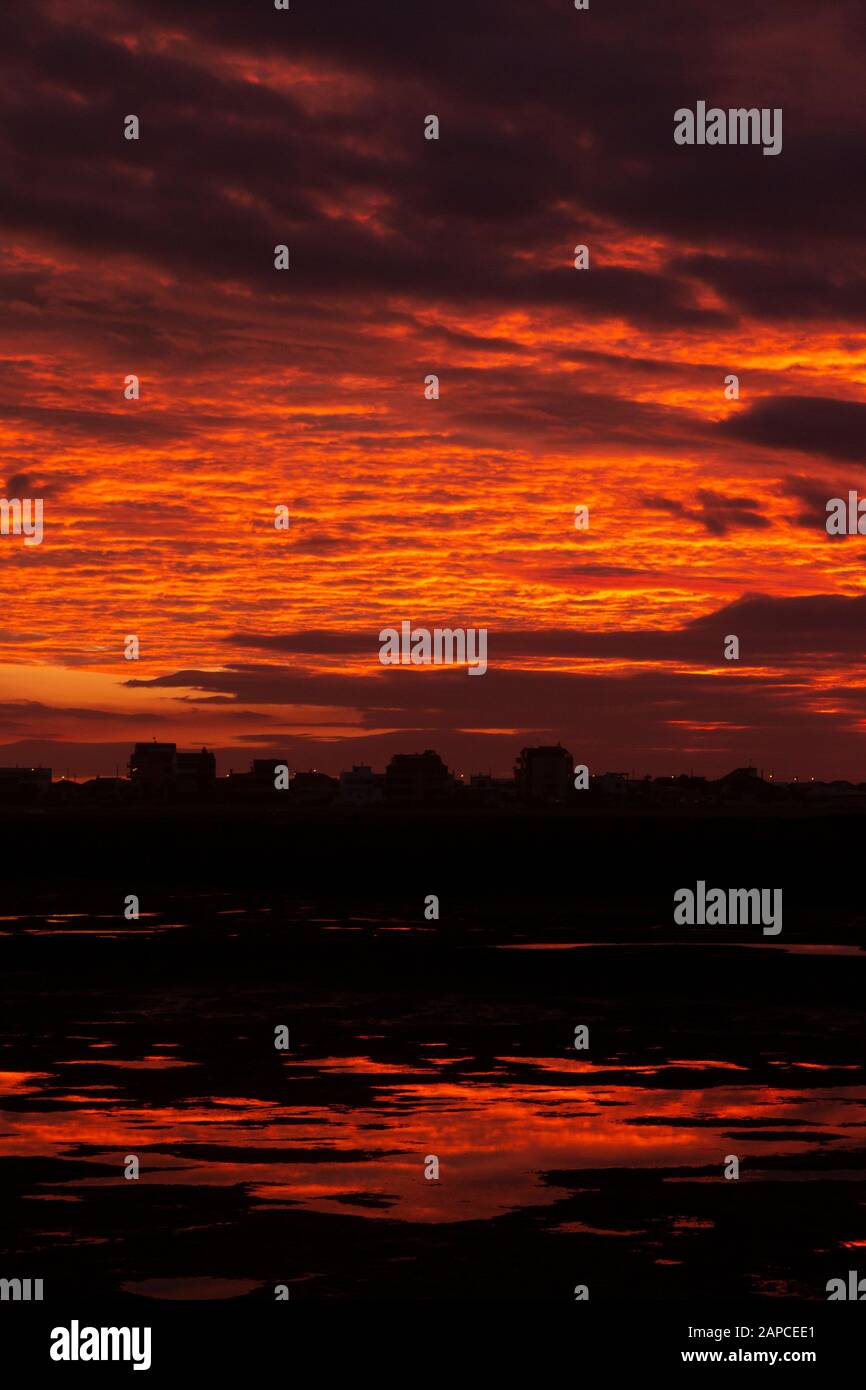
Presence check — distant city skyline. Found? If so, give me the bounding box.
[0,736,860,792]
[0,741,855,785]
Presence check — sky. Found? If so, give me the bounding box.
[1,0,866,780]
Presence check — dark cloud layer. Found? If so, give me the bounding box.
[223,594,866,669]
[720,397,866,463]
[1,0,864,327]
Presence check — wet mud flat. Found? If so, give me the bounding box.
[1,886,865,1302]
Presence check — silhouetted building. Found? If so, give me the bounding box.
[338,765,384,806]
[224,758,289,800]
[384,750,456,805]
[467,773,515,807]
[514,745,574,804]
[290,771,339,807]
[81,776,132,804]
[715,766,777,804]
[177,748,216,798]
[129,742,216,799]
[594,771,630,805]
[48,777,83,806]
[129,742,177,796]
[250,759,287,782]
[800,779,866,806]
[0,766,51,804]
[643,773,711,808]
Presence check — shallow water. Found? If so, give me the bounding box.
[2,901,865,1300]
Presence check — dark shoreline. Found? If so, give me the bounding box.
[3,809,865,1303]
[4,806,866,935]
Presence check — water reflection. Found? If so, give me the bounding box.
[1,901,864,1300]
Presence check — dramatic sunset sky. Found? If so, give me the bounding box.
[1,0,866,778]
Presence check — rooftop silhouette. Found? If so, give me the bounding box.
[0,742,863,812]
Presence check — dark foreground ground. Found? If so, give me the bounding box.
[1,809,864,1302]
